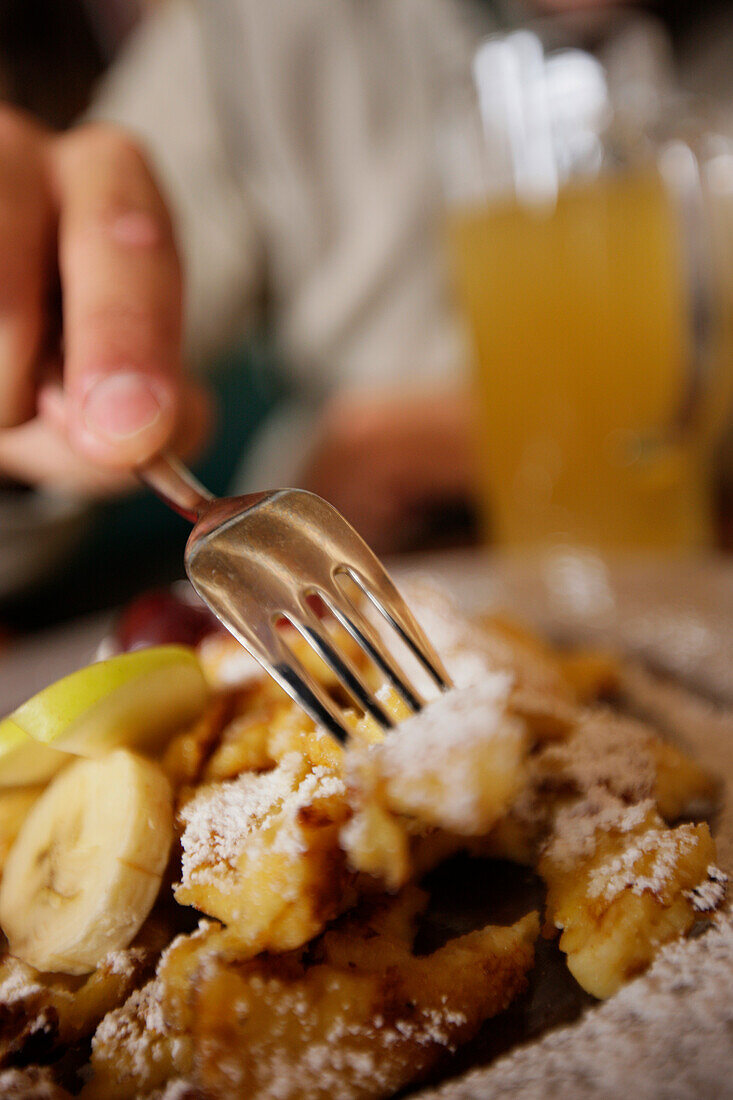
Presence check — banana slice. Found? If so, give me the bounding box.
[0,785,44,873]
[0,750,173,975]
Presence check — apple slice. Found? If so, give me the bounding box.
[0,721,69,788]
[0,646,209,772]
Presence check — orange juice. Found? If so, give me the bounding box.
[448,169,714,550]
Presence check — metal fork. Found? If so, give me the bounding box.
[139,453,453,744]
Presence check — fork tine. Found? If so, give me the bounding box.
[289,606,395,732]
[272,651,352,746]
[339,568,453,692]
[318,589,425,712]
[187,569,353,743]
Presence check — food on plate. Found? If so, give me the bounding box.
[174,751,354,956]
[540,800,720,998]
[0,583,725,1098]
[86,892,539,1100]
[0,646,209,761]
[115,590,218,653]
[0,751,174,974]
[0,1066,73,1099]
[0,786,44,867]
[0,914,168,1067]
[348,675,528,836]
[0,720,68,789]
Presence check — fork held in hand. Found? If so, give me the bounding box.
[139,453,453,744]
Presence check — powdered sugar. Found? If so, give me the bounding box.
[359,675,527,835]
[228,999,474,1100]
[178,754,345,888]
[0,963,45,1006]
[375,674,514,783]
[685,865,728,912]
[497,712,663,867]
[420,912,733,1100]
[546,792,654,870]
[544,711,657,805]
[0,1067,68,1098]
[99,946,147,979]
[93,979,165,1054]
[586,825,699,904]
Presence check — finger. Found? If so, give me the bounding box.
[0,109,54,428]
[2,376,212,496]
[38,375,213,476]
[50,124,183,468]
[0,416,136,495]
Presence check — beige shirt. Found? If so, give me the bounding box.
[89,2,733,489]
[90,0,487,484]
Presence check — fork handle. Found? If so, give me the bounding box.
[138,451,215,524]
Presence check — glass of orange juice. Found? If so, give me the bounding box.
[441,16,733,551]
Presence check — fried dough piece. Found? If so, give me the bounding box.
[0,946,150,1067]
[557,649,621,703]
[169,618,363,789]
[0,1066,72,1098]
[161,692,238,790]
[0,907,174,1067]
[176,675,529,945]
[201,700,285,781]
[487,708,718,867]
[175,753,354,956]
[352,676,527,836]
[83,976,194,1100]
[649,738,718,821]
[341,677,529,889]
[86,890,538,1100]
[540,800,726,998]
[182,667,346,791]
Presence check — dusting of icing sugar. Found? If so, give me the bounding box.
[586,826,699,904]
[0,1067,68,1098]
[178,754,345,887]
[547,711,657,804]
[419,912,733,1100]
[408,582,487,659]
[499,707,663,868]
[396,581,512,691]
[197,632,264,689]
[685,865,728,912]
[404,579,570,698]
[99,946,147,978]
[545,792,654,870]
[0,965,45,1005]
[240,999,473,1099]
[376,673,514,773]
[92,979,168,1075]
[369,674,524,834]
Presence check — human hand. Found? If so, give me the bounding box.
[0,109,209,496]
[301,387,475,554]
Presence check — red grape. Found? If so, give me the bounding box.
[115,590,219,651]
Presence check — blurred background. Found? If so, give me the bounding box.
[1,0,733,640]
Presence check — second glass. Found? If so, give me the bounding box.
[441,16,733,551]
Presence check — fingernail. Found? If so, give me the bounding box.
[82,372,167,442]
[109,211,161,248]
